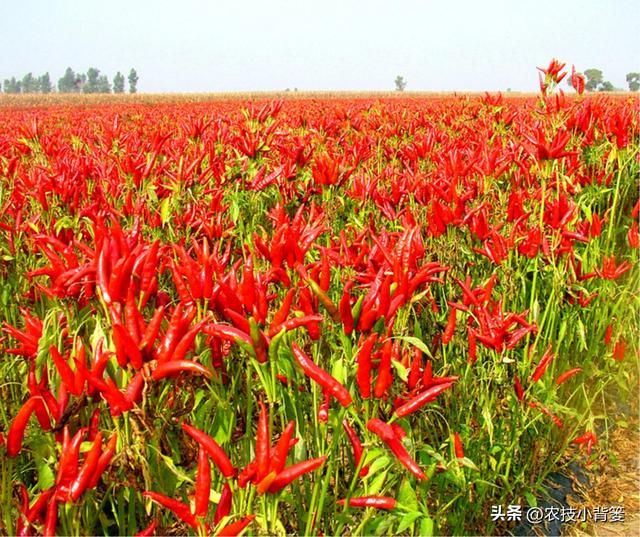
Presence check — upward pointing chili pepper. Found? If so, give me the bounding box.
[291,343,352,407]
[256,401,270,482]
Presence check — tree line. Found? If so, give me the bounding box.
[2,68,138,94]
[579,69,639,92]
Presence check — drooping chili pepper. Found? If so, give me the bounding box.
[339,281,355,334]
[154,304,189,363]
[50,346,78,395]
[88,408,101,441]
[292,343,352,407]
[256,401,270,482]
[468,327,477,363]
[182,423,236,478]
[407,346,422,390]
[342,419,368,477]
[421,359,433,387]
[113,322,143,369]
[139,305,165,353]
[373,338,393,399]
[249,317,268,364]
[394,381,455,417]
[269,420,296,475]
[305,276,341,323]
[531,345,554,383]
[367,418,426,480]
[151,360,213,381]
[216,514,255,536]
[514,375,525,401]
[268,456,327,493]
[7,396,41,457]
[143,491,199,531]
[338,496,396,510]
[441,308,457,344]
[213,482,233,525]
[318,389,331,422]
[453,432,464,458]
[43,496,57,537]
[69,432,103,501]
[356,333,378,399]
[195,446,211,518]
[555,367,582,385]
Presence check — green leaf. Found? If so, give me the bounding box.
[367,470,387,496]
[391,360,408,382]
[364,452,390,476]
[457,457,479,471]
[393,336,433,358]
[331,356,346,385]
[420,517,434,536]
[397,512,422,534]
[36,456,55,490]
[211,407,235,445]
[524,491,537,507]
[398,479,418,511]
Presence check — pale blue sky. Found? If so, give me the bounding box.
[1,0,638,92]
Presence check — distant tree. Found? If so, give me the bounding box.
[22,73,37,93]
[128,68,138,93]
[113,71,125,93]
[58,67,76,93]
[4,77,21,94]
[583,68,603,92]
[599,81,614,92]
[395,75,407,92]
[39,72,53,94]
[75,74,86,92]
[83,68,100,93]
[97,74,111,93]
[626,72,640,92]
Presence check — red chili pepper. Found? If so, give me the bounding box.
[531,345,554,383]
[270,288,296,331]
[514,375,525,401]
[338,496,396,510]
[555,367,582,385]
[139,305,165,353]
[342,420,368,477]
[249,317,269,364]
[268,314,324,337]
[367,418,426,480]
[213,482,233,525]
[256,401,270,482]
[318,389,331,422]
[88,408,101,441]
[240,253,256,312]
[604,323,613,346]
[468,327,477,363]
[182,423,236,478]
[143,491,199,531]
[373,338,393,399]
[441,308,457,344]
[151,360,212,381]
[87,432,117,489]
[407,346,422,390]
[134,520,158,537]
[237,461,257,489]
[356,333,378,399]
[50,346,78,395]
[43,496,57,537]
[269,420,296,474]
[339,281,355,334]
[113,322,143,369]
[195,446,211,518]
[69,432,103,501]
[453,432,464,458]
[7,396,41,457]
[268,456,327,493]
[97,239,113,305]
[125,371,146,404]
[394,382,455,417]
[292,343,352,407]
[216,514,255,536]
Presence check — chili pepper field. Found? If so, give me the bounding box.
[0,63,638,536]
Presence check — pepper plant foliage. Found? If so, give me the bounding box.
[0,60,638,536]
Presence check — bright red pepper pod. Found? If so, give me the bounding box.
[338,495,397,510]
[292,342,352,407]
[268,456,327,493]
[7,396,42,457]
[181,422,236,478]
[216,514,255,536]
